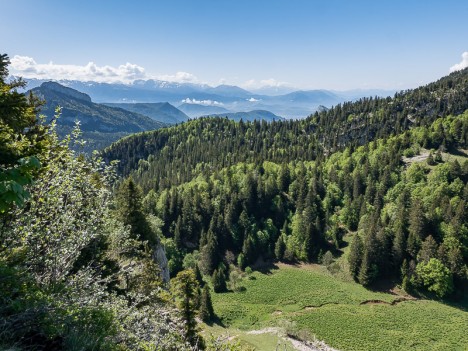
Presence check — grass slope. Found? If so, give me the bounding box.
[211,264,468,351]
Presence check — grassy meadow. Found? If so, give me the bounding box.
[209,263,468,351]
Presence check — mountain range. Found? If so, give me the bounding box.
[21,77,396,119]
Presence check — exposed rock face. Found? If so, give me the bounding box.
[153,244,170,284]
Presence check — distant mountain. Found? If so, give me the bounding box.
[22,78,394,119]
[271,90,342,104]
[202,109,284,122]
[104,102,189,124]
[205,85,252,98]
[178,103,231,118]
[30,82,166,152]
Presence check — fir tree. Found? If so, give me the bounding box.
[171,270,200,345]
[274,234,286,261]
[212,267,227,293]
[199,285,215,323]
[348,234,364,280]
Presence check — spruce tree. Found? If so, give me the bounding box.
[199,285,215,323]
[348,234,364,280]
[274,234,286,261]
[212,268,227,293]
[200,229,218,275]
[116,177,154,244]
[171,270,200,346]
[407,199,425,258]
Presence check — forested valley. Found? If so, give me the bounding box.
[2,51,468,351]
[104,66,468,298]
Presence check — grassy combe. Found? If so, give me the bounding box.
[211,264,468,351]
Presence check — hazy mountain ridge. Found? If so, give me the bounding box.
[20,77,395,118]
[104,102,189,124]
[30,82,166,151]
[178,103,231,118]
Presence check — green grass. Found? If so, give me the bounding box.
[211,264,468,351]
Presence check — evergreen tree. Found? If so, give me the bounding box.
[171,270,200,345]
[274,234,286,261]
[348,234,364,280]
[199,285,215,323]
[358,230,380,286]
[418,235,438,263]
[174,215,183,249]
[200,229,219,275]
[0,54,46,212]
[116,177,155,244]
[407,199,425,257]
[212,267,227,293]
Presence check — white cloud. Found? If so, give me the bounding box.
[10,55,146,83]
[241,78,290,89]
[247,97,260,102]
[450,52,468,72]
[9,55,201,84]
[181,98,223,106]
[158,71,199,83]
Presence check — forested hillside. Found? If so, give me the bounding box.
[103,68,468,299]
[30,82,167,152]
[104,67,468,188]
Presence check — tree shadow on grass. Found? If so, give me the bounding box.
[251,259,280,275]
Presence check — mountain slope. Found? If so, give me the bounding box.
[104,102,189,124]
[178,103,231,118]
[103,67,468,179]
[31,82,166,151]
[22,78,366,118]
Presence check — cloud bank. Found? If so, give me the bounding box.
[181,98,223,106]
[450,52,468,72]
[10,55,200,84]
[10,55,147,83]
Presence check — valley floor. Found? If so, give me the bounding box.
[207,263,468,351]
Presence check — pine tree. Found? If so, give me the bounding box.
[407,199,425,258]
[242,234,255,266]
[212,268,227,293]
[171,270,200,345]
[174,215,183,249]
[116,177,155,244]
[426,151,436,166]
[348,234,364,280]
[358,230,380,286]
[199,285,215,323]
[274,234,286,261]
[418,235,438,263]
[200,229,218,275]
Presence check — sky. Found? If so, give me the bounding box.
[1,0,468,91]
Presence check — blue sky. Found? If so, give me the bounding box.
[2,0,468,90]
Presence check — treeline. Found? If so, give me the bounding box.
[138,112,468,298]
[103,67,468,192]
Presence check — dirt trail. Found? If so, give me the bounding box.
[247,328,339,351]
